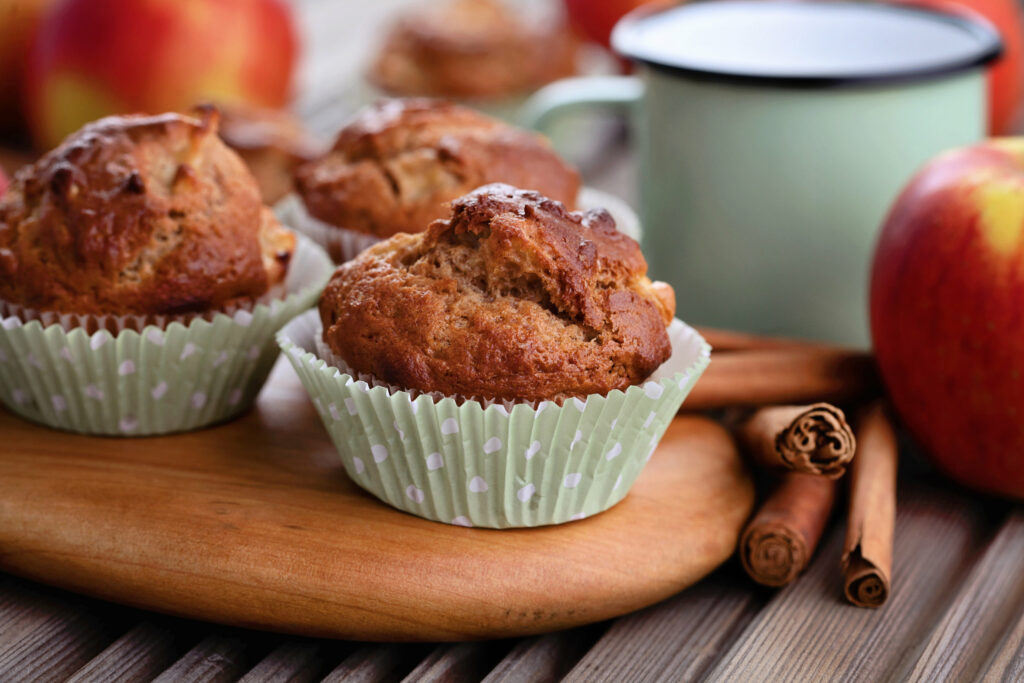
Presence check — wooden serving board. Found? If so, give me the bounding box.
[0,361,754,642]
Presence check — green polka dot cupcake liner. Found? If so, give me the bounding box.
[274,194,383,264]
[274,187,641,264]
[277,309,711,528]
[0,234,333,436]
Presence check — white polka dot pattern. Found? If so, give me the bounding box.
[0,235,333,436]
[406,485,425,503]
[275,309,713,528]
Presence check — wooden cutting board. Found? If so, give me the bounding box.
[0,361,754,642]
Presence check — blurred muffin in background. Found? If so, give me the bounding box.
[369,0,579,101]
[216,104,323,205]
[284,98,580,261]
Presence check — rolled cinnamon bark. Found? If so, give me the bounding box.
[842,402,898,608]
[695,326,824,352]
[739,472,837,587]
[683,347,881,411]
[736,403,856,478]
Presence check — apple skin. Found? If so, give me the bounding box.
[563,0,673,49]
[871,139,1024,499]
[24,0,298,149]
[0,167,7,197]
[0,0,55,135]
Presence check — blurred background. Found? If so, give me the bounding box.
[0,0,656,232]
[1,0,1021,191]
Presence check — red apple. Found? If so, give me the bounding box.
[24,0,298,150]
[871,139,1024,499]
[898,0,1024,135]
[563,0,672,49]
[0,167,8,197]
[0,0,55,135]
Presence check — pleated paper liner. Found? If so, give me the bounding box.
[274,187,642,264]
[0,234,333,436]
[277,310,710,528]
[273,194,384,264]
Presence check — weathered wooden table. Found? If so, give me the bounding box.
[2,1,1023,680]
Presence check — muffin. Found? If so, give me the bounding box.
[0,109,294,319]
[369,0,578,101]
[287,99,581,264]
[216,104,323,205]
[277,185,710,528]
[320,184,673,403]
[0,110,333,435]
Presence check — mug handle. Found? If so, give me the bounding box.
[520,76,643,132]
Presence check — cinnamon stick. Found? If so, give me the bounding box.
[695,326,825,352]
[735,403,856,479]
[842,401,898,608]
[739,473,837,587]
[683,347,881,411]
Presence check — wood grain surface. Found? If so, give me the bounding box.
[0,362,754,642]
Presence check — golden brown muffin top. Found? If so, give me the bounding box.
[320,184,675,403]
[0,109,296,317]
[370,0,578,99]
[294,99,581,238]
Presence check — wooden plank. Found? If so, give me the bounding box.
[704,482,994,681]
[564,568,763,682]
[903,513,1024,681]
[982,607,1024,683]
[0,579,69,645]
[238,639,329,683]
[481,626,603,683]
[151,634,262,683]
[322,643,428,683]
[67,621,189,683]
[401,642,511,683]
[0,588,117,682]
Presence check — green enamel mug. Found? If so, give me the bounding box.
[523,1,1001,345]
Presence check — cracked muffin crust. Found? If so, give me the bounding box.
[319,184,675,403]
[0,109,296,317]
[294,99,581,239]
[369,0,578,99]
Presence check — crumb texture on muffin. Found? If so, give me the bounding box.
[295,99,581,239]
[319,184,675,403]
[0,110,296,316]
[370,0,577,99]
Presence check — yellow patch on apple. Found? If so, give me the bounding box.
[38,72,123,148]
[978,179,1024,255]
